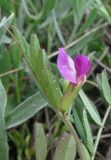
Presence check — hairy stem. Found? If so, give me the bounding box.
[58,112,85,160]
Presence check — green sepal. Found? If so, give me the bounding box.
[60,84,82,113]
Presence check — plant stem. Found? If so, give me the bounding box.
[58,112,85,160]
[91,106,111,160]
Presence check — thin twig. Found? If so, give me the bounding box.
[94,58,111,73]
[0,68,23,78]
[88,47,109,78]
[93,133,111,140]
[3,26,19,44]
[49,21,111,59]
[91,106,111,160]
[97,151,106,160]
[45,108,54,159]
[86,80,98,88]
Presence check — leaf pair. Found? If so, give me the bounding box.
[35,123,90,160]
[13,28,63,109]
[73,104,94,155]
[79,89,101,125]
[72,89,102,155]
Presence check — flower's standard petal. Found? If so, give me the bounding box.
[74,54,92,77]
[57,48,77,83]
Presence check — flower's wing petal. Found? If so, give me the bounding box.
[57,48,77,83]
[74,54,92,77]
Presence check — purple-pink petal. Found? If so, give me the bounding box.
[74,54,92,78]
[57,48,77,83]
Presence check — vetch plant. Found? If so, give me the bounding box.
[11,27,100,159]
[4,27,110,160]
[0,14,111,159]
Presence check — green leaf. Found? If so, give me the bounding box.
[79,89,101,125]
[77,8,97,36]
[73,0,87,26]
[81,144,91,160]
[34,123,47,160]
[73,100,94,153]
[73,105,87,143]
[68,0,88,42]
[70,32,94,55]
[39,0,72,29]
[0,48,12,90]
[22,0,42,21]
[34,48,63,108]
[52,10,65,46]
[13,27,30,57]
[5,92,48,129]
[42,0,56,18]
[54,134,76,160]
[9,130,24,148]
[0,80,8,160]
[0,0,11,12]
[13,29,63,108]
[101,71,111,104]
[83,109,94,153]
[96,71,111,105]
[0,81,8,109]
[29,34,63,108]
[0,13,14,44]
[90,0,110,20]
[29,34,40,73]
[1,35,11,44]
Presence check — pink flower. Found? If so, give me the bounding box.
[57,48,92,85]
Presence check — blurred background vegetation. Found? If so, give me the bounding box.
[0,0,111,159]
